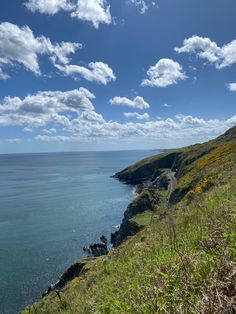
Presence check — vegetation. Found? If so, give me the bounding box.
[130,210,153,226]
[21,127,236,314]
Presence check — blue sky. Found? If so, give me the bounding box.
[0,0,236,153]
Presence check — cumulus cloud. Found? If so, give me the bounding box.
[141,58,187,88]
[0,22,115,83]
[1,88,236,146]
[110,96,150,109]
[129,0,158,14]
[79,111,105,122]
[0,88,95,128]
[124,112,149,120]
[24,0,112,28]
[0,22,81,79]
[55,61,116,85]
[33,114,236,144]
[175,114,206,126]
[24,0,73,14]
[71,0,111,28]
[175,36,236,69]
[227,83,236,92]
[42,128,57,134]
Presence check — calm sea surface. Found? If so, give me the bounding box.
[0,150,156,314]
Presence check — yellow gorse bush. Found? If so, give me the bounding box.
[187,177,214,199]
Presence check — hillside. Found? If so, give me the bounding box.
[21,127,236,314]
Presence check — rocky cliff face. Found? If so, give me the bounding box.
[42,258,94,297]
[111,187,160,247]
[114,126,236,207]
[114,152,181,185]
[20,126,236,314]
[112,126,236,245]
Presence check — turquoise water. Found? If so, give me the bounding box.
[0,150,155,314]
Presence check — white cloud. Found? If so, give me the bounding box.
[80,111,105,122]
[124,112,149,120]
[129,0,158,14]
[130,0,148,14]
[175,114,206,126]
[32,114,236,145]
[42,128,57,134]
[24,0,112,28]
[23,127,34,133]
[71,0,111,29]
[163,103,169,107]
[227,83,236,92]
[175,36,236,69]
[141,58,187,88]
[0,68,10,80]
[0,22,115,83]
[0,88,95,128]
[24,0,73,14]
[1,89,236,147]
[55,61,116,85]
[110,96,150,109]
[0,22,81,79]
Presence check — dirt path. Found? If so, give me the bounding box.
[166,169,177,203]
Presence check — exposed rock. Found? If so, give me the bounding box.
[111,187,160,247]
[83,235,108,257]
[100,235,108,245]
[113,152,181,185]
[135,181,152,194]
[152,173,169,190]
[42,258,93,297]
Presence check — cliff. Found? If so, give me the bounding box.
[111,187,161,247]
[21,126,236,314]
[115,127,236,203]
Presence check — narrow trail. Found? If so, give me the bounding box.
[150,169,177,223]
[166,169,177,204]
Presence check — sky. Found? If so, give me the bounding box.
[0,0,236,153]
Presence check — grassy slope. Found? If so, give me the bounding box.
[22,128,236,314]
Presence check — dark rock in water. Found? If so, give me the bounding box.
[83,236,108,257]
[111,220,141,247]
[111,230,119,245]
[100,235,108,245]
[89,243,108,257]
[42,259,91,297]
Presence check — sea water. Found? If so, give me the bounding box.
[0,150,156,314]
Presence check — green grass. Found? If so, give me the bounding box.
[130,210,153,226]
[21,126,236,314]
[22,179,236,314]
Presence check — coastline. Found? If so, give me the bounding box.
[22,150,173,308]
[38,179,139,300]
[19,127,236,314]
[37,158,169,302]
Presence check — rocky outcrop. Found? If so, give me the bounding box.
[42,258,94,297]
[42,236,109,298]
[83,236,108,257]
[152,173,169,190]
[111,187,160,247]
[114,152,181,185]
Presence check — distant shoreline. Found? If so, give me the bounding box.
[0,148,161,156]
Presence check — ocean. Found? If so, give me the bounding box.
[0,150,156,314]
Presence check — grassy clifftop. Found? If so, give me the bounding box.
[115,127,236,203]
[22,127,236,314]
